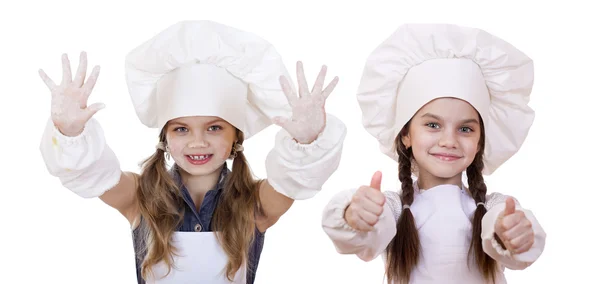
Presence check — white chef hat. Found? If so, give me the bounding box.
[124,20,292,139]
[357,24,535,175]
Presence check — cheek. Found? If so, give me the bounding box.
[166,137,183,154]
[208,137,233,159]
[410,131,435,152]
[462,137,480,158]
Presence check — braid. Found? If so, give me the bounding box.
[385,128,420,284]
[467,120,497,283]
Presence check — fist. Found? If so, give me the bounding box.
[344,171,386,232]
[494,197,535,254]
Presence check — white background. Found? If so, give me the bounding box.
[1,0,597,283]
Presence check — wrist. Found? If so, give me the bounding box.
[54,122,84,137]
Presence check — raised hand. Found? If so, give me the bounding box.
[39,52,104,136]
[274,61,339,144]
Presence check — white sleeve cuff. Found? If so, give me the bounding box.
[481,200,547,270]
[322,188,397,262]
[265,113,347,200]
[39,118,122,198]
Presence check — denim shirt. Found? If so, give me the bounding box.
[132,165,265,284]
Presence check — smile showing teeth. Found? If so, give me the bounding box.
[188,155,209,160]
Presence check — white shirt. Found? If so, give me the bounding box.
[321,182,546,284]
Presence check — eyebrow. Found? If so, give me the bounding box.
[420,113,479,124]
[205,118,226,125]
[169,121,188,127]
[170,118,226,128]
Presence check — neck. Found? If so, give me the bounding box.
[416,171,463,191]
[179,164,224,209]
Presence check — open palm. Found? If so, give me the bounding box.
[274,61,339,144]
[39,52,104,136]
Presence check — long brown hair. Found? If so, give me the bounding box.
[136,127,261,281]
[386,117,497,283]
[212,130,263,280]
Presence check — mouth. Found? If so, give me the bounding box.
[430,153,462,162]
[185,154,213,165]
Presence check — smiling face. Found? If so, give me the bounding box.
[164,116,237,177]
[401,97,483,188]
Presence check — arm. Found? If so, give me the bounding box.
[40,117,139,224]
[256,113,346,232]
[39,52,139,225]
[322,189,398,262]
[481,193,546,270]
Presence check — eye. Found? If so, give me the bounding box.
[208,125,223,131]
[425,122,440,129]
[459,126,474,133]
[174,127,188,132]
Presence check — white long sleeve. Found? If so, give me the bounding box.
[481,193,547,270]
[321,189,398,262]
[39,117,122,198]
[265,113,346,200]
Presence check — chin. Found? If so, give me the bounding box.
[179,162,221,176]
[423,165,464,180]
[431,171,462,179]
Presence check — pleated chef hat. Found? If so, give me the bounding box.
[124,20,292,139]
[357,24,535,175]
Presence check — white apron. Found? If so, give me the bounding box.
[406,184,506,284]
[146,232,246,284]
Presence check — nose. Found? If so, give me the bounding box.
[438,129,458,149]
[188,133,208,148]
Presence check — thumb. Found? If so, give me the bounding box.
[272,116,290,129]
[504,197,516,215]
[370,171,382,191]
[82,102,105,122]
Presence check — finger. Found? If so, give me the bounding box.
[279,75,298,106]
[38,69,57,91]
[321,76,339,99]
[512,237,535,254]
[504,197,516,215]
[73,51,88,87]
[370,171,382,191]
[500,216,531,241]
[358,196,385,216]
[272,116,291,129]
[353,217,375,232]
[358,209,379,226]
[500,210,525,231]
[82,66,101,99]
[296,61,310,98]
[311,65,328,95]
[508,230,534,251]
[61,53,73,85]
[82,102,106,122]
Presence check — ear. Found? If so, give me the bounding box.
[401,133,411,149]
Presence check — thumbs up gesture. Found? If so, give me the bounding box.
[344,171,386,232]
[494,197,535,254]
